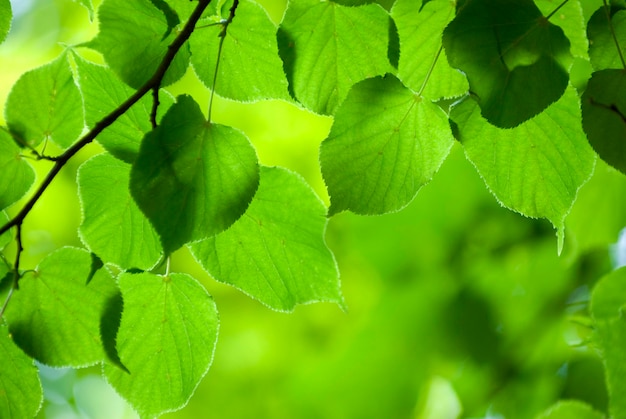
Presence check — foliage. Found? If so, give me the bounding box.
[0,0,625,417]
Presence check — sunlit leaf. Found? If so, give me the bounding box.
[0,129,35,211]
[278,0,392,115]
[451,87,596,251]
[587,6,626,70]
[321,75,453,215]
[4,53,84,149]
[191,166,343,311]
[3,247,118,367]
[391,0,468,99]
[104,272,218,418]
[0,323,42,418]
[0,0,10,44]
[190,0,289,102]
[74,54,174,163]
[0,211,11,249]
[88,0,190,88]
[72,0,94,20]
[535,0,588,59]
[537,400,605,419]
[443,0,572,127]
[581,69,626,174]
[78,154,162,270]
[130,95,259,254]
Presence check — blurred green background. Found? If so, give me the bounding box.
[0,0,620,418]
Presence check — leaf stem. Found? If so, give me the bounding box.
[417,43,443,97]
[545,0,569,20]
[602,0,626,69]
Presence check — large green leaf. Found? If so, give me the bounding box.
[443,0,572,128]
[391,0,468,100]
[581,69,626,174]
[130,95,259,254]
[587,6,626,71]
[4,53,84,149]
[537,400,605,419]
[0,0,10,44]
[190,0,289,102]
[0,323,42,418]
[104,272,218,418]
[74,54,173,163]
[0,129,35,211]
[535,0,588,59]
[321,75,453,215]
[3,247,118,367]
[590,267,626,419]
[88,0,190,88]
[78,154,162,270]
[451,87,596,251]
[278,0,392,115]
[190,166,343,311]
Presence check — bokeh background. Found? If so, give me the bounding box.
[0,0,622,417]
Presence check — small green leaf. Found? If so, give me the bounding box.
[537,400,605,419]
[451,87,596,251]
[78,154,162,270]
[3,247,118,367]
[0,323,43,418]
[0,129,35,211]
[88,0,190,88]
[74,54,173,163]
[0,211,12,249]
[391,0,468,99]
[591,267,626,419]
[190,0,289,102]
[4,53,84,149]
[321,75,453,215]
[104,272,218,418]
[278,0,392,115]
[443,0,572,128]
[581,69,626,174]
[130,95,259,254]
[587,7,626,71]
[72,0,94,20]
[191,166,343,311]
[535,0,588,59]
[0,0,11,44]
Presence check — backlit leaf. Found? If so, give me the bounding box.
[537,400,605,419]
[74,55,173,163]
[4,53,84,149]
[88,0,190,88]
[0,0,10,44]
[451,87,596,251]
[104,272,218,418]
[391,0,468,99]
[72,0,94,20]
[535,0,588,59]
[3,247,118,367]
[0,211,11,249]
[191,166,343,311]
[0,129,35,211]
[130,95,259,254]
[0,323,42,418]
[78,154,162,270]
[321,75,453,215]
[581,69,626,174]
[190,0,289,102]
[443,0,572,128]
[587,6,626,71]
[278,0,392,115]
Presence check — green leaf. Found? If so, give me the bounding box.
[74,54,173,163]
[587,7,626,71]
[78,154,162,270]
[591,267,626,419]
[442,0,572,128]
[320,75,453,215]
[536,400,605,419]
[0,129,35,211]
[535,0,588,59]
[190,166,343,311]
[0,211,11,249]
[0,323,42,418]
[451,87,596,252]
[88,0,190,88]
[0,0,11,44]
[104,272,218,418]
[581,69,626,174]
[72,0,94,20]
[4,53,84,149]
[190,0,289,102]
[391,0,468,100]
[278,0,393,115]
[130,95,259,254]
[3,247,118,367]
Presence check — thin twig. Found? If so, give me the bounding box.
[545,0,569,20]
[602,0,626,69]
[150,86,160,128]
